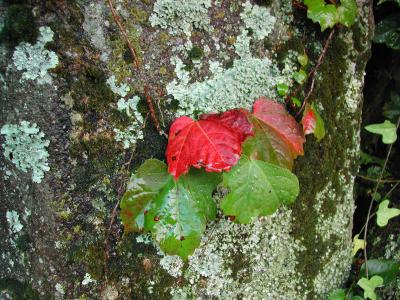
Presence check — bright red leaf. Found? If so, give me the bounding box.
[302,104,316,135]
[252,97,305,157]
[199,109,253,141]
[166,116,242,179]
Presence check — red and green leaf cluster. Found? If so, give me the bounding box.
[120,98,321,258]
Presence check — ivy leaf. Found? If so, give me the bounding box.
[357,275,384,300]
[365,120,397,144]
[166,116,242,179]
[352,234,366,257]
[221,157,299,224]
[376,199,400,227]
[243,118,295,170]
[360,259,400,284]
[337,0,358,27]
[293,69,307,84]
[304,0,357,31]
[145,168,221,259]
[252,98,305,158]
[297,53,309,67]
[302,103,326,141]
[304,0,339,31]
[120,159,170,232]
[383,91,400,121]
[292,97,302,107]
[199,108,253,142]
[374,14,400,50]
[277,83,289,96]
[327,289,346,300]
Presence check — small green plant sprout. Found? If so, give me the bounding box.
[276,83,289,96]
[376,199,400,227]
[303,0,358,31]
[293,69,307,85]
[352,234,366,257]
[365,120,397,144]
[357,275,384,300]
[1,121,50,183]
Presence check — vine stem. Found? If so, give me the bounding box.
[356,174,400,183]
[362,115,400,278]
[296,28,336,116]
[107,0,162,134]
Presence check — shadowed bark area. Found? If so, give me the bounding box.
[0,0,372,299]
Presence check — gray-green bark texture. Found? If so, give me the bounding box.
[0,0,372,299]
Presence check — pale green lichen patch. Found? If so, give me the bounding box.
[171,209,307,299]
[11,26,58,85]
[150,0,212,36]
[107,76,144,149]
[1,121,50,183]
[240,1,276,40]
[6,211,23,234]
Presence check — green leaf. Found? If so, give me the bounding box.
[360,259,400,284]
[304,0,338,31]
[221,157,299,224]
[327,289,346,300]
[383,91,400,121]
[337,0,358,27]
[374,14,400,50]
[378,0,400,6]
[145,168,221,259]
[292,97,301,107]
[359,151,385,166]
[120,159,170,232]
[297,53,309,67]
[365,120,397,144]
[352,234,366,257]
[277,83,289,96]
[376,199,400,227]
[243,117,294,170]
[304,0,357,31]
[357,275,384,300]
[120,159,221,259]
[311,103,326,141]
[293,69,307,84]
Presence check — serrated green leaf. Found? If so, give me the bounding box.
[357,275,384,300]
[298,53,309,67]
[304,0,357,31]
[327,288,346,300]
[293,69,307,84]
[120,159,170,232]
[365,120,397,144]
[120,159,221,259]
[374,14,400,50]
[144,168,221,259]
[352,234,366,257]
[376,199,400,227]
[221,157,299,224]
[360,259,400,284]
[337,0,358,27]
[243,117,294,170]
[277,83,289,96]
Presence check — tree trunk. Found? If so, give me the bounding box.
[0,0,372,299]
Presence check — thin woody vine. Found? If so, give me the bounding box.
[104,1,399,299]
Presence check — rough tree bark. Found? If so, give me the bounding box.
[0,0,372,299]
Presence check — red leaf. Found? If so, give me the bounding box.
[199,109,253,141]
[166,116,242,179]
[252,97,305,157]
[302,104,317,135]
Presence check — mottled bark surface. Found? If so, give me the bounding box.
[0,1,372,299]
